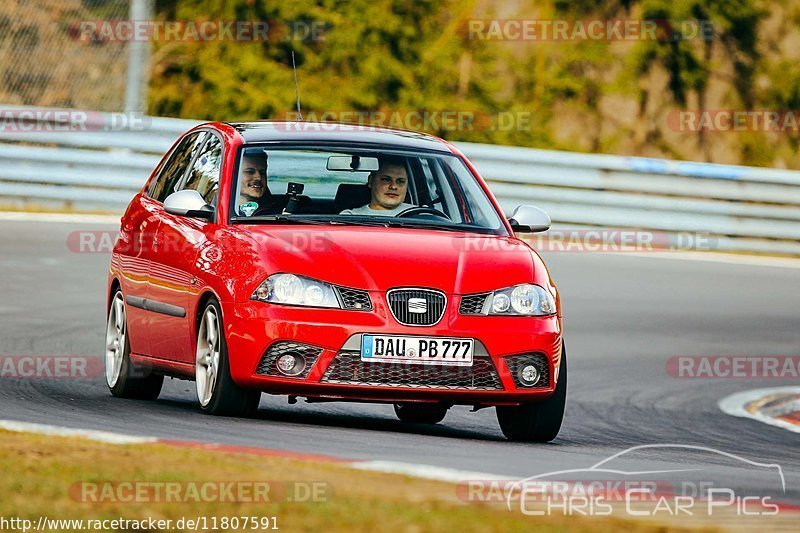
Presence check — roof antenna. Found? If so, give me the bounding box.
[291,51,303,122]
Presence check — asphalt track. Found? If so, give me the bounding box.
[1,218,799,514]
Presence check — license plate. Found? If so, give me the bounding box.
[360,335,474,366]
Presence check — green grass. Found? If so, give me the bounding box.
[0,429,711,532]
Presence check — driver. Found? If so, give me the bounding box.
[340,156,414,216]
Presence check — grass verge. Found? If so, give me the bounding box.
[0,429,712,533]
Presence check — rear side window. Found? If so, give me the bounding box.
[183,134,223,204]
[148,132,207,202]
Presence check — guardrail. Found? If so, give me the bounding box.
[2,105,800,255]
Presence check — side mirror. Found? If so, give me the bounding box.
[164,190,215,220]
[508,205,551,233]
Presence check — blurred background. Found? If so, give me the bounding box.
[2,5,800,529]
[3,0,800,166]
[2,0,800,255]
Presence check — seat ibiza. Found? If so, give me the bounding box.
[105,121,566,441]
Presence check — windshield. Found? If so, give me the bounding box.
[230,145,507,235]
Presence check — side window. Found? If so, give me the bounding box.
[403,159,418,204]
[182,134,223,204]
[148,132,207,202]
[419,158,443,208]
[423,157,460,221]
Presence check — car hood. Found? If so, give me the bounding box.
[228,225,537,294]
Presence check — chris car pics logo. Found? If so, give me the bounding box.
[499,444,786,518]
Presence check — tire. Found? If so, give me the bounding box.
[496,343,567,442]
[394,403,448,424]
[195,298,260,417]
[105,290,163,400]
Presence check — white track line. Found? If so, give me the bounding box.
[350,460,507,483]
[0,211,119,224]
[718,387,800,434]
[0,420,157,444]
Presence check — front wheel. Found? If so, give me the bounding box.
[105,290,163,400]
[195,299,260,417]
[394,403,448,424]
[496,343,567,442]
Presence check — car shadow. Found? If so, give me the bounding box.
[253,404,581,447]
[149,394,510,442]
[255,404,509,441]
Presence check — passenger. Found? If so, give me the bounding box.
[340,156,414,216]
[237,152,270,216]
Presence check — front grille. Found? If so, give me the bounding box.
[256,341,323,379]
[504,353,550,388]
[387,288,446,326]
[321,351,502,390]
[459,293,489,315]
[335,286,372,311]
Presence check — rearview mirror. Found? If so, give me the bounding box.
[508,205,550,233]
[164,190,214,220]
[327,155,379,172]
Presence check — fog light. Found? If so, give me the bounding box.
[276,353,305,376]
[518,364,540,386]
[492,293,510,313]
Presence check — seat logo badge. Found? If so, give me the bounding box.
[408,298,427,314]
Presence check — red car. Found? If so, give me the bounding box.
[105,122,566,442]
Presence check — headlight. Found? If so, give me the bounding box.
[251,273,341,308]
[484,284,555,316]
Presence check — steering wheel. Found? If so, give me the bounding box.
[396,206,451,220]
[251,205,282,217]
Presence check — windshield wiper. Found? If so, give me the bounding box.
[325,218,391,228]
[237,215,395,228]
[382,220,466,232]
[236,215,479,233]
[236,214,332,225]
[324,218,463,231]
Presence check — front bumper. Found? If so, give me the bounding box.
[223,297,563,405]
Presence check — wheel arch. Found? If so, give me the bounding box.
[194,289,223,334]
[107,278,121,315]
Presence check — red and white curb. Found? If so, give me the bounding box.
[0,419,504,483]
[719,387,800,434]
[348,460,506,483]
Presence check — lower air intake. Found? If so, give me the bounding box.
[321,351,502,390]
